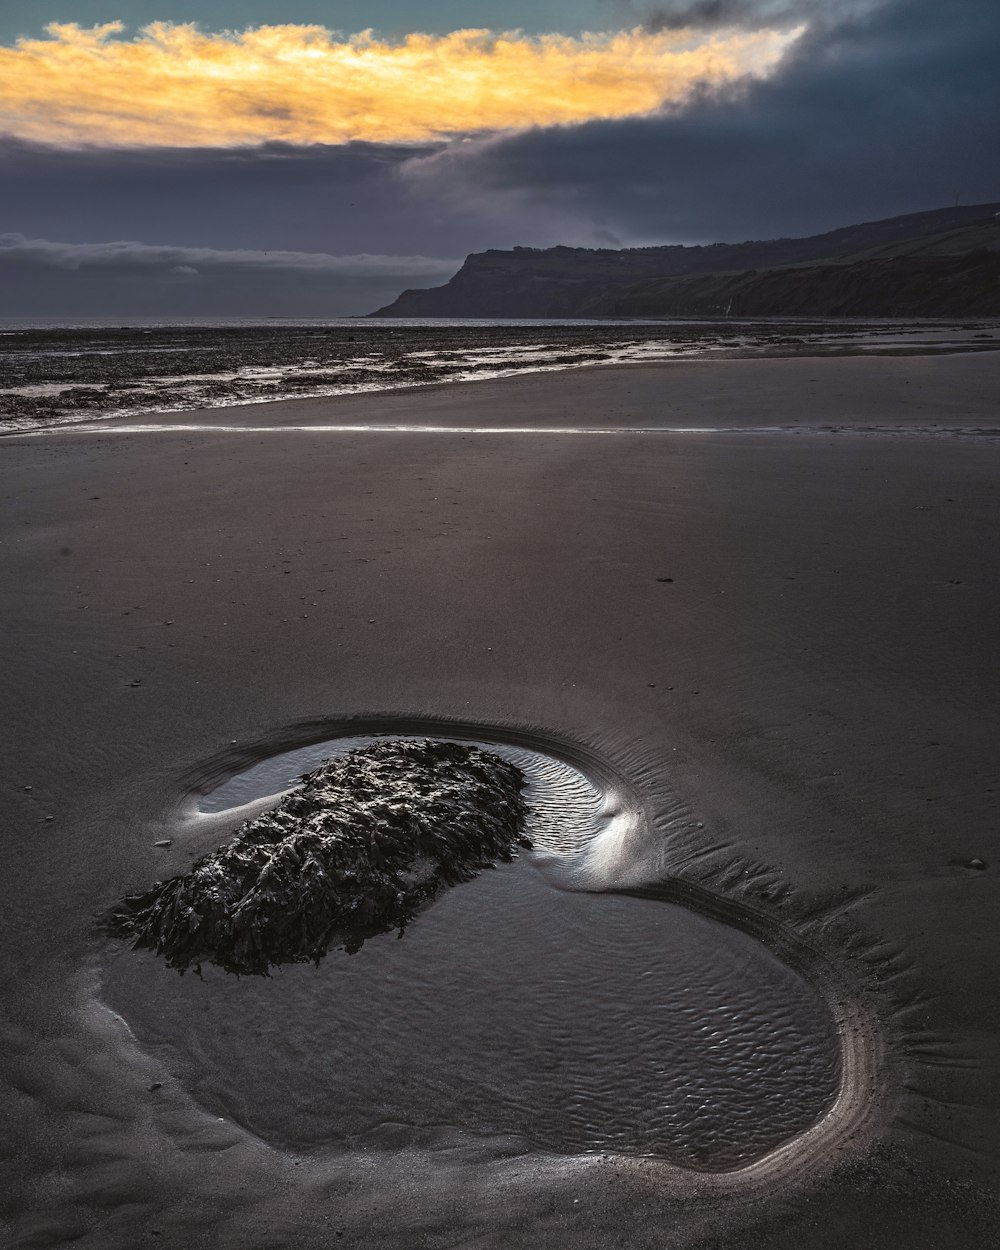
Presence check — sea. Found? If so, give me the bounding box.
[1,316,997,431]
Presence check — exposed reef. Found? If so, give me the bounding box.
[108,739,530,976]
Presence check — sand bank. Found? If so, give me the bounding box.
[1,350,999,1247]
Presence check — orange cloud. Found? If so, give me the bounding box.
[0,21,801,148]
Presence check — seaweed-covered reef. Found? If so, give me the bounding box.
[108,739,530,976]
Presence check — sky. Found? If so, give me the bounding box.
[1,0,998,316]
[0,3,616,43]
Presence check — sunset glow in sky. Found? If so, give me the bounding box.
[0,20,799,147]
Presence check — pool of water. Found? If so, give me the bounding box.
[102,731,842,1170]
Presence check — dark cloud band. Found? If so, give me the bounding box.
[0,232,458,317]
[409,0,1000,242]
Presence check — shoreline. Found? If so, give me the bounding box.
[5,346,1000,441]
[3,321,999,438]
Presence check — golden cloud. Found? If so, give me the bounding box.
[0,21,801,148]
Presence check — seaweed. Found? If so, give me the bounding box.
[108,739,530,976]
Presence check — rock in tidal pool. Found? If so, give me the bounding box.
[108,739,530,976]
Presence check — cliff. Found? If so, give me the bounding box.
[372,203,1000,319]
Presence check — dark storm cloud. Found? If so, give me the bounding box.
[0,233,458,317]
[0,141,442,255]
[0,233,454,278]
[0,136,580,262]
[407,0,1000,243]
[605,0,848,31]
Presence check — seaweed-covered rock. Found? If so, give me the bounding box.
[108,739,530,976]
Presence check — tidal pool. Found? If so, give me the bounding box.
[103,732,842,1170]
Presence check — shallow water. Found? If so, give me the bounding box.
[4,318,995,430]
[103,861,839,1169]
[103,733,842,1170]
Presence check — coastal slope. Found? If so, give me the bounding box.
[373,203,1000,318]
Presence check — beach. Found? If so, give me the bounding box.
[2,348,999,1247]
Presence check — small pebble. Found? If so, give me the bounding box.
[148,1082,163,1092]
[154,839,173,848]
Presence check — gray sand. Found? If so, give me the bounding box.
[2,349,999,1247]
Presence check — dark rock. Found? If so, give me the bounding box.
[107,739,530,976]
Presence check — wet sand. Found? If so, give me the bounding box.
[2,350,999,1247]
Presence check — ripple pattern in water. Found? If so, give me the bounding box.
[104,867,839,1168]
[104,732,841,1169]
[107,744,841,1170]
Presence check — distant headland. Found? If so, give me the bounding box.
[372,203,1000,319]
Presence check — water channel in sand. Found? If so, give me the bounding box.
[102,732,843,1171]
